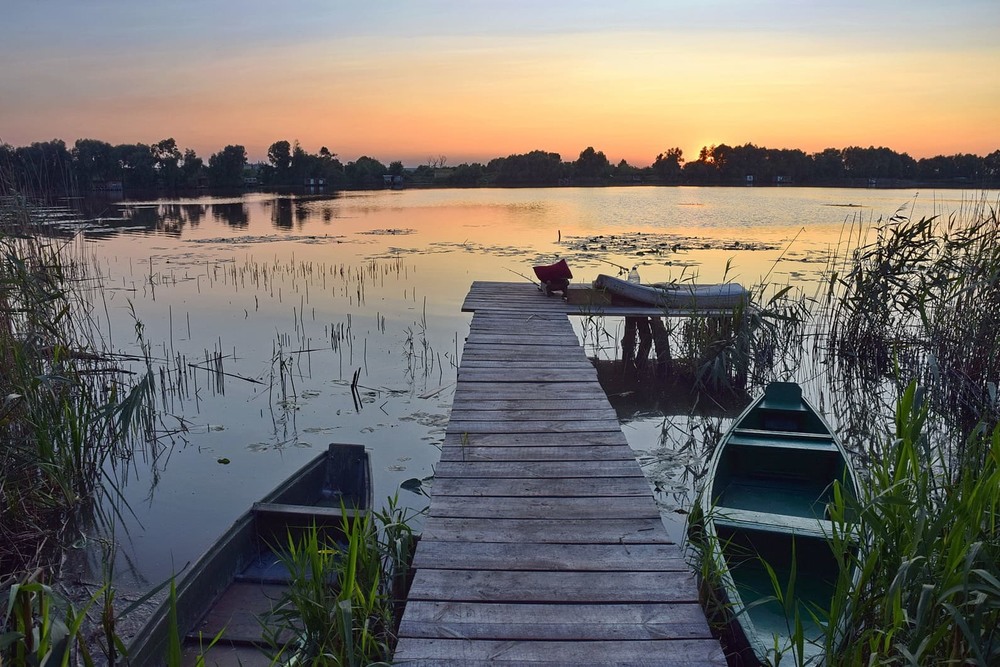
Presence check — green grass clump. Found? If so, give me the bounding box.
[822,382,1000,664]
[264,496,419,666]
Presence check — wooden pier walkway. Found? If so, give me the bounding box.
[393,283,725,665]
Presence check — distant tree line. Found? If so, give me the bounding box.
[2,136,999,197]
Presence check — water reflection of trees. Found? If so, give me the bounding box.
[211,202,249,228]
[113,202,210,237]
[271,198,293,229]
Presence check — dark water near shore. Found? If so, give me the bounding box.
[45,185,990,592]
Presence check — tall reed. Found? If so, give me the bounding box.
[822,382,1000,664]
[824,198,1000,433]
[1,193,154,662]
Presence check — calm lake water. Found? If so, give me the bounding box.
[51,185,986,591]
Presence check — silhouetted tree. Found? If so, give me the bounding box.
[494,150,563,186]
[72,138,118,188]
[652,148,684,183]
[10,139,73,195]
[267,140,292,182]
[207,145,247,188]
[115,143,157,189]
[181,149,204,187]
[447,163,485,186]
[813,148,845,182]
[614,159,640,182]
[153,138,183,189]
[574,146,611,181]
[345,156,388,189]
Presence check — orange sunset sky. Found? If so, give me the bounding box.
[2,1,998,167]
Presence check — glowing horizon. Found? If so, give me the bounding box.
[2,1,998,168]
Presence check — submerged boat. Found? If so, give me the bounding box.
[699,382,859,665]
[127,443,373,666]
[592,273,749,310]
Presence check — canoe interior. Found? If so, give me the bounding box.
[704,383,858,664]
[713,446,849,519]
[717,525,838,661]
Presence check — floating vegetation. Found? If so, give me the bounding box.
[357,228,416,235]
[562,231,781,255]
[188,234,347,245]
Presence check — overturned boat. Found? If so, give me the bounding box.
[593,273,749,310]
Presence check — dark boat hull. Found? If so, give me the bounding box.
[126,443,372,666]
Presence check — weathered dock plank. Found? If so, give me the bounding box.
[430,476,653,497]
[410,541,683,570]
[447,407,618,420]
[419,517,672,544]
[406,569,700,603]
[393,638,725,665]
[433,460,644,478]
[438,444,634,462]
[394,289,724,665]
[441,430,630,447]
[398,601,711,640]
[426,496,662,520]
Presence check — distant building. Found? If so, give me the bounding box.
[91,179,123,192]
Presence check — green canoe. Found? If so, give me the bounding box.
[699,382,859,665]
[126,442,372,666]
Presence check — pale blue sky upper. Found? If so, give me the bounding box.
[3,1,998,165]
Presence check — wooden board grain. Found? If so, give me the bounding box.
[425,495,658,520]
[432,460,643,479]
[441,431,630,448]
[438,445,633,462]
[419,517,671,544]
[429,476,653,498]
[411,541,682,570]
[406,569,700,603]
[398,601,712,640]
[392,638,726,665]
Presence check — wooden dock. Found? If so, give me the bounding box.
[392,282,725,665]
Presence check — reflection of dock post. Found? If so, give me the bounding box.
[622,318,636,364]
[623,317,672,372]
[650,317,672,375]
[622,317,653,366]
[734,314,750,390]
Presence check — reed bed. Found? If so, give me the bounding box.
[823,196,1000,433]
[812,199,1000,664]
[0,198,155,664]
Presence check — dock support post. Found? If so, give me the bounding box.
[650,317,672,375]
[622,317,652,366]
